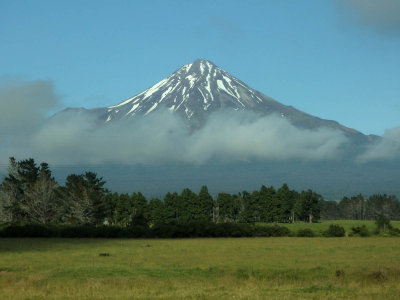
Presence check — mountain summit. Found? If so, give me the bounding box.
[104,59,278,126]
[100,59,367,139]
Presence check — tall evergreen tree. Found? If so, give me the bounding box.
[113,193,133,226]
[198,186,214,222]
[64,172,108,224]
[131,192,148,217]
[148,198,164,225]
[0,157,25,222]
[131,192,148,225]
[0,157,57,223]
[180,188,198,222]
[259,185,276,222]
[21,163,59,223]
[294,189,321,223]
[274,184,298,223]
[217,193,241,222]
[240,190,261,223]
[163,192,180,224]
[320,200,341,220]
[240,190,254,222]
[84,172,108,223]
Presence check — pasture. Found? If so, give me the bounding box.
[1,234,400,299]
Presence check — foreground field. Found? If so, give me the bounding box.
[1,238,400,299]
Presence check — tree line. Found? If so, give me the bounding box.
[0,157,399,227]
[321,194,400,220]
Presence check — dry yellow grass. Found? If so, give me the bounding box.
[1,237,400,299]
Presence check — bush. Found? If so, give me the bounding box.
[58,225,126,238]
[379,227,400,237]
[349,225,370,237]
[389,227,400,237]
[0,223,57,237]
[296,228,315,237]
[253,224,291,237]
[323,224,345,237]
[375,215,392,233]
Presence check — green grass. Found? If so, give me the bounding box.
[260,220,400,235]
[1,236,400,299]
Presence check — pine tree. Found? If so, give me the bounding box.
[148,198,164,225]
[295,189,321,223]
[64,172,108,224]
[131,192,148,225]
[163,192,180,224]
[22,163,59,223]
[217,193,241,222]
[180,188,198,222]
[198,186,214,222]
[0,157,57,223]
[113,193,133,226]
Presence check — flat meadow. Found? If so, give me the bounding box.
[1,221,400,299]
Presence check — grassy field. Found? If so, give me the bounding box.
[1,236,400,299]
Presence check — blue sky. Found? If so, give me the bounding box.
[1,0,399,135]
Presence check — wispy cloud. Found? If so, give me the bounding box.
[0,77,59,133]
[337,0,400,33]
[357,127,400,161]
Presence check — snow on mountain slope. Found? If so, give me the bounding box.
[102,59,370,140]
[104,59,277,124]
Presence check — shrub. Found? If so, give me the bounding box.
[379,227,400,237]
[323,224,345,237]
[126,225,149,238]
[349,225,370,237]
[389,227,400,237]
[253,225,291,237]
[296,228,315,237]
[375,215,392,233]
[0,223,57,237]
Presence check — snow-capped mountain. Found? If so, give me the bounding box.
[58,59,377,143]
[99,59,369,139]
[104,59,276,125]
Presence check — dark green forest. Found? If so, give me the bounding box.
[1,158,399,227]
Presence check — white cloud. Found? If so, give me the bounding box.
[0,77,59,133]
[183,111,348,164]
[357,127,400,161]
[337,0,400,33]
